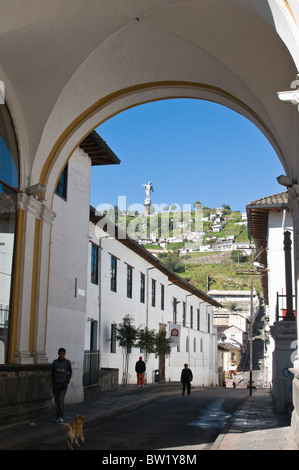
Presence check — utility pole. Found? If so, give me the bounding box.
[236,245,266,396]
[249,248,254,396]
[239,248,254,395]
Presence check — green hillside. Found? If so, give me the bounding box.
[153,206,262,295]
[177,253,261,294]
[108,203,262,295]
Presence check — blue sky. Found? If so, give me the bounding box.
[91,98,284,213]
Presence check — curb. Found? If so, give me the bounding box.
[212,389,260,450]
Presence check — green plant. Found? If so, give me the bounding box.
[116,315,138,386]
[135,327,156,363]
[230,250,249,263]
[158,251,180,271]
[154,330,172,357]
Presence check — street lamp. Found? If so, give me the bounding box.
[277,75,299,111]
[236,247,266,396]
[26,183,45,197]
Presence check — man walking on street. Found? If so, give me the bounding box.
[180,363,193,396]
[135,356,146,388]
[51,347,72,423]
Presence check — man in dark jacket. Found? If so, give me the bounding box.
[51,348,72,423]
[135,356,146,388]
[180,363,193,396]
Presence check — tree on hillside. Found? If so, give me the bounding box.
[158,251,181,271]
[231,250,249,263]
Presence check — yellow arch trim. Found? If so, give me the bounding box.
[29,218,40,354]
[283,1,296,23]
[40,81,285,193]
[8,208,24,363]
[21,80,283,365]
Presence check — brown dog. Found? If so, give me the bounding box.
[65,415,85,450]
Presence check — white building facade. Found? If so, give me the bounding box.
[88,222,219,389]
[247,192,296,408]
[47,138,220,402]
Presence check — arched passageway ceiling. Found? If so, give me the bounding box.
[40,82,292,204]
[0,1,297,190]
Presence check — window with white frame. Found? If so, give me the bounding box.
[110,255,117,292]
[91,243,99,285]
[127,264,133,298]
[161,284,165,310]
[197,308,200,330]
[140,272,145,303]
[151,279,156,307]
[173,297,177,324]
[110,324,117,353]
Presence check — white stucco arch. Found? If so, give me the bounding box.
[41,81,290,206]
[17,0,297,201]
[3,1,299,440]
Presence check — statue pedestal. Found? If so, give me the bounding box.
[144,203,150,216]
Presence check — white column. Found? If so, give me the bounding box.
[288,187,299,360]
[288,188,299,443]
[13,193,56,365]
[14,193,41,364]
[270,320,296,412]
[32,204,56,364]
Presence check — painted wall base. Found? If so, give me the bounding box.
[291,373,299,446]
[84,368,119,401]
[0,364,53,428]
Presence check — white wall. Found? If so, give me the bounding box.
[93,227,169,385]
[89,225,218,387]
[47,148,218,401]
[47,148,91,402]
[266,209,294,386]
[268,210,294,324]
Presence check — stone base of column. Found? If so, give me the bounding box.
[13,350,34,365]
[32,350,49,364]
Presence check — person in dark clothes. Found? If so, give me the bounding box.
[51,348,72,423]
[180,363,193,396]
[135,356,146,387]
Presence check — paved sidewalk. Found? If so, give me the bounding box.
[0,384,297,450]
[0,383,183,450]
[214,388,298,450]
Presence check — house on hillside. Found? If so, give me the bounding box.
[217,341,242,378]
[208,290,260,322]
[212,224,224,232]
[217,324,246,355]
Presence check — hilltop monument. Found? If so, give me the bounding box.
[143,181,154,215]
